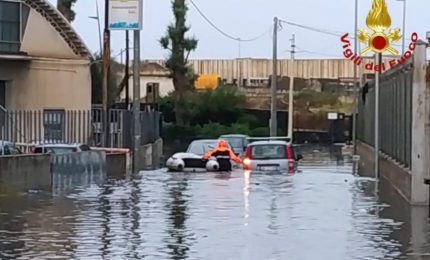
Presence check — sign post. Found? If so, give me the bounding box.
[109,0,143,172]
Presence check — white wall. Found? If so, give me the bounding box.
[120,75,174,101]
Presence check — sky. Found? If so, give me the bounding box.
[47,0,430,61]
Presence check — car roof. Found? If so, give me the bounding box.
[190,139,218,144]
[35,143,85,148]
[220,134,249,138]
[0,140,14,146]
[248,140,290,146]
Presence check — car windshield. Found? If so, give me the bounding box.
[222,137,243,149]
[187,141,218,155]
[251,144,287,159]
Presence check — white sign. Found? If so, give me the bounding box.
[108,0,142,30]
[328,112,338,120]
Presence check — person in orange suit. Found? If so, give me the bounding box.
[203,139,242,171]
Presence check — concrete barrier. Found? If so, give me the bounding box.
[106,152,131,178]
[358,142,412,202]
[136,138,163,170]
[0,154,51,191]
[51,151,107,195]
[152,138,163,168]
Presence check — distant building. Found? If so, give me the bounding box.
[120,62,174,102]
[0,0,92,112]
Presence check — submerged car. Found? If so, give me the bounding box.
[243,137,303,173]
[0,141,23,156]
[219,134,249,157]
[166,139,236,172]
[32,143,91,154]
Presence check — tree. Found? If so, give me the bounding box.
[57,0,78,22]
[91,53,121,106]
[160,0,198,126]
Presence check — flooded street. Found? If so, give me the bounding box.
[1,147,430,259]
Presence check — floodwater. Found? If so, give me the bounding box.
[1,146,430,260]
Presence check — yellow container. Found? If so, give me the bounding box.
[194,74,220,90]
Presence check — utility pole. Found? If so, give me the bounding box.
[132,31,141,172]
[375,53,381,179]
[270,17,278,137]
[352,0,359,155]
[238,39,242,89]
[102,0,111,147]
[125,31,130,109]
[288,34,295,140]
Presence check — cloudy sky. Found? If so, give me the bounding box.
[47,0,429,61]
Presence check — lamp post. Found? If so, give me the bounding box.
[352,0,359,155]
[396,0,406,54]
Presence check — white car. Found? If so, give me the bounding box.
[242,137,303,173]
[166,139,236,172]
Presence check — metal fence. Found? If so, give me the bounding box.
[0,108,161,149]
[357,59,413,168]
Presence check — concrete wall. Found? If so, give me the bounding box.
[0,154,51,191]
[358,142,412,202]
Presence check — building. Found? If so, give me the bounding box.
[0,0,92,112]
[120,62,174,103]
[0,0,92,143]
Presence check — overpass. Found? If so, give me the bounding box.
[145,57,397,82]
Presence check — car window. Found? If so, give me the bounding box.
[50,147,76,154]
[8,146,21,155]
[187,142,217,155]
[0,146,9,155]
[34,147,46,154]
[251,144,287,159]
[222,137,243,149]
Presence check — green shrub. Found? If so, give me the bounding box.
[237,114,261,128]
[162,123,197,142]
[251,127,270,137]
[196,122,230,139]
[229,123,252,136]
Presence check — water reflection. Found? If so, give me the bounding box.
[0,149,429,259]
[164,175,192,260]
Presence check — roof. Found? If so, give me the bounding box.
[24,0,91,59]
[140,62,170,76]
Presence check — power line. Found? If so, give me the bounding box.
[279,19,404,48]
[188,0,271,42]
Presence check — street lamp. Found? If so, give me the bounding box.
[352,0,359,155]
[396,0,406,54]
[89,0,103,55]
